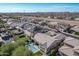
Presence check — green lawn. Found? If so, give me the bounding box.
[15,34,31,41]
[33,51,43,56]
[16,34,26,40]
[75,32,79,36]
[48,49,57,56]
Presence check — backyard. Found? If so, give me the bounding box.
[75,32,79,36]
[0,20,43,56]
[33,51,43,56]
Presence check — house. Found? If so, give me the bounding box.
[48,22,58,26]
[23,30,32,37]
[0,32,12,40]
[0,33,8,38]
[22,23,36,32]
[58,37,79,56]
[2,18,8,22]
[22,23,49,35]
[7,19,15,25]
[71,26,79,32]
[33,33,65,53]
[75,18,79,21]
[0,36,3,43]
[48,16,51,18]
[10,21,26,28]
[11,29,24,35]
[46,31,56,36]
[64,37,79,48]
[58,45,74,56]
[74,46,79,56]
[0,36,4,46]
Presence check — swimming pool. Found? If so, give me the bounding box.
[26,43,40,53]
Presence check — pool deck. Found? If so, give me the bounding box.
[26,43,40,53]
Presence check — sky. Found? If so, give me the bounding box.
[0,3,79,13]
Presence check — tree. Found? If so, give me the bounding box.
[12,46,33,56]
[15,39,26,46]
[0,33,31,56]
[0,43,16,56]
[15,34,31,46]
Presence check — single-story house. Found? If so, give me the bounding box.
[10,21,26,28]
[23,30,32,37]
[58,37,79,56]
[71,26,79,32]
[75,18,79,21]
[0,36,3,43]
[46,31,56,36]
[58,45,74,56]
[33,33,65,53]
[74,46,79,56]
[0,36,4,46]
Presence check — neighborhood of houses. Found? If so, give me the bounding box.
[0,15,79,56]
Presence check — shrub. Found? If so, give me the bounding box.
[12,46,33,56]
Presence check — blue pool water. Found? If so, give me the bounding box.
[26,44,39,53]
